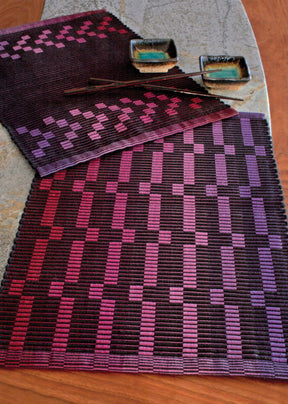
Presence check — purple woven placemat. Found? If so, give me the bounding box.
[1,112,288,378]
[0,10,237,177]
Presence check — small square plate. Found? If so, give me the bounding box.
[199,55,251,90]
[130,39,178,73]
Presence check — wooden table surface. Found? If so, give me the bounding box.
[0,1,288,402]
[0,0,45,29]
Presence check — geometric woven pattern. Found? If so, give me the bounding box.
[0,10,237,176]
[1,113,288,378]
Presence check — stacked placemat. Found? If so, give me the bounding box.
[0,10,236,176]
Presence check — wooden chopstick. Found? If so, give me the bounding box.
[88,77,244,102]
[63,70,221,96]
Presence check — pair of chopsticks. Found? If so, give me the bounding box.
[63,70,243,101]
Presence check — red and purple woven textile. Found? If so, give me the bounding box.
[0,10,236,177]
[1,112,288,378]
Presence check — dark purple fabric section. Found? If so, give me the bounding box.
[0,10,237,176]
[0,113,288,378]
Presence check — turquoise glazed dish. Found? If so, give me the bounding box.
[199,55,251,89]
[130,39,178,73]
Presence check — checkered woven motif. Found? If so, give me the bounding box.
[1,113,288,378]
[0,10,237,177]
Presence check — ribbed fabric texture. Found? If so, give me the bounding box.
[0,113,287,378]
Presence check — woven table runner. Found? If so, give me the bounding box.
[0,10,237,177]
[1,112,288,378]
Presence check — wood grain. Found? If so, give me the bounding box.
[0,370,288,404]
[0,0,44,29]
[0,1,288,402]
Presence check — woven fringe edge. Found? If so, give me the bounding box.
[237,111,265,120]
[1,351,288,379]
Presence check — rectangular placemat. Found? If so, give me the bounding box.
[1,113,288,378]
[0,10,237,176]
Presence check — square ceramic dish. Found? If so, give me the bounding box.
[199,55,251,90]
[130,39,178,73]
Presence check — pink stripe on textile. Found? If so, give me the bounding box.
[139,301,156,355]
[258,248,277,292]
[144,243,159,286]
[252,198,268,235]
[105,242,122,285]
[8,279,25,296]
[183,128,194,144]
[41,190,61,226]
[151,151,163,183]
[39,178,53,190]
[112,193,128,229]
[183,195,195,232]
[184,153,194,185]
[95,299,115,354]
[215,154,228,186]
[8,296,34,350]
[246,155,261,187]
[221,246,237,290]
[118,151,133,182]
[241,117,254,147]
[225,305,243,359]
[212,120,224,145]
[183,303,198,357]
[54,170,66,180]
[76,191,94,228]
[266,307,287,363]
[27,239,49,281]
[49,281,65,298]
[52,297,75,352]
[148,194,161,231]
[183,244,197,288]
[65,241,85,283]
[218,196,231,233]
[86,158,100,182]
